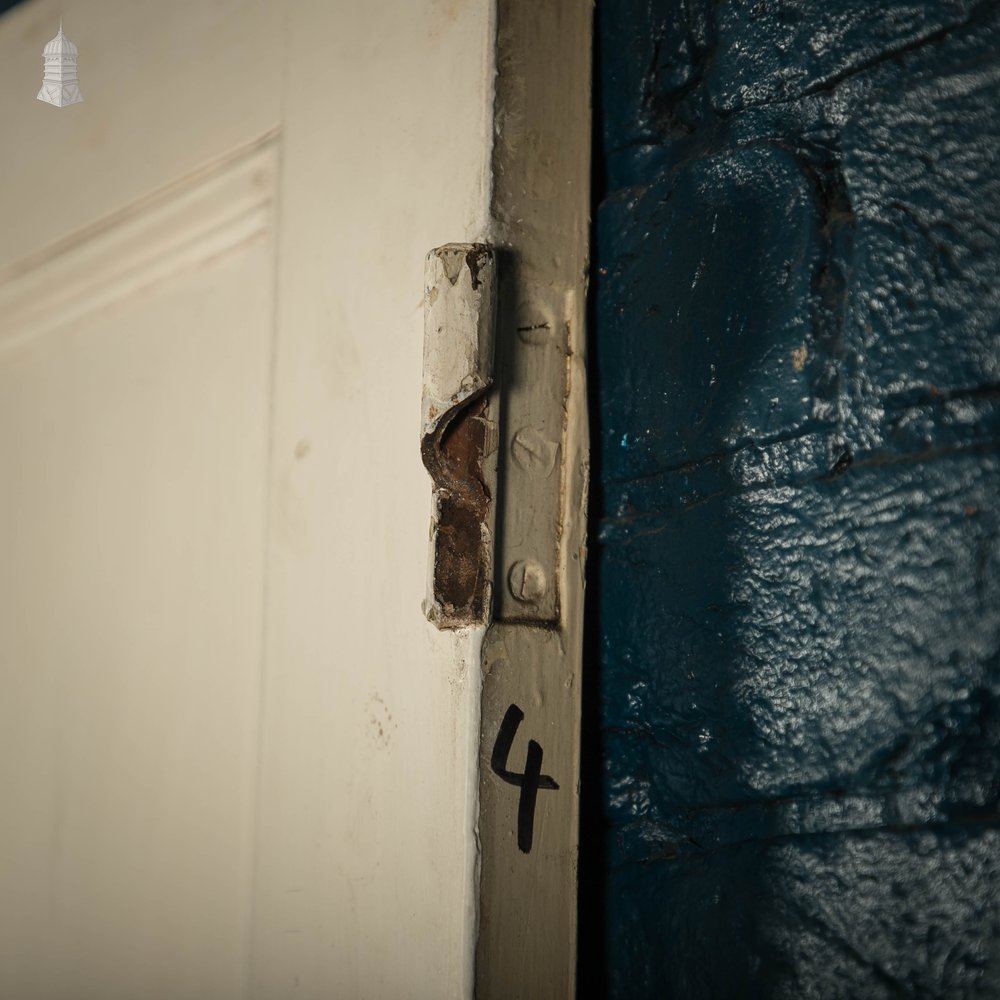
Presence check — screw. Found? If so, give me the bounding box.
[508,560,547,603]
[515,303,554,345]
[511,427,558,477]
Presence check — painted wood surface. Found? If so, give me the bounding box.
[592,0,1000,996]
[475,3,592,998]
[0,2,496,997]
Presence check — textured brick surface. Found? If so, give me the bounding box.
[593,0,1000,995]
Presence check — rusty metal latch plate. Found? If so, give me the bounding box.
[421,244,498,629]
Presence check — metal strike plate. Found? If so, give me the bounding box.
[493,276,568,625]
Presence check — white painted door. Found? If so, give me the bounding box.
[0,2,495,997]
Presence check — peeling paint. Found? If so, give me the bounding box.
[421,244,498,629]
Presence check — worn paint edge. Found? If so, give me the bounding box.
[463,625,486,1000]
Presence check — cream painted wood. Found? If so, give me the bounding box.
[0,175,275,1000]
[249,3,494,997]
[0,2,496,998]
[476,3,592,997]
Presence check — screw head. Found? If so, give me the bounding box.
[511,427,558,477]
[515,304,554,345]
[508,560,547,603]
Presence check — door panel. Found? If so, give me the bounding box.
[0,135,276,1000]
[0,2,497,997]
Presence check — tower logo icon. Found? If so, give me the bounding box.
[37,19,82,107]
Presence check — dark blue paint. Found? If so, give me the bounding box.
[591,0,1000,995]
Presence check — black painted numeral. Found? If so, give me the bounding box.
[490,704,559,853]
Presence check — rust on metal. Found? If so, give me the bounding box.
[422,395,492,622]
[421,243,498,629]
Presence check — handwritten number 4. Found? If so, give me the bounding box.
[490,704,559,853]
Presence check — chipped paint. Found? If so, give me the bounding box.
[421,244,499,629]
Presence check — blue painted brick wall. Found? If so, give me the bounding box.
[592,1,1000,995]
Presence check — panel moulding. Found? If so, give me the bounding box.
[0,129,280,354]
